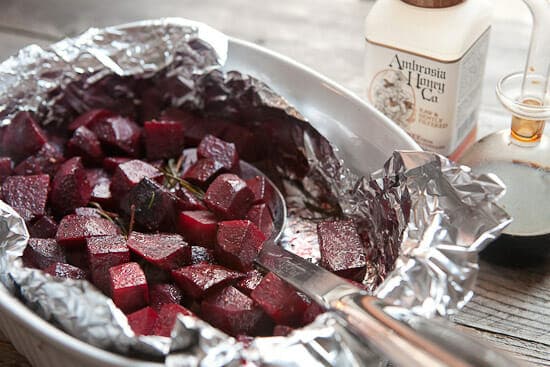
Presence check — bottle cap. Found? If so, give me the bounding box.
[401,0,464,8]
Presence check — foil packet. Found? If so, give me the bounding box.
[0,18,511,366]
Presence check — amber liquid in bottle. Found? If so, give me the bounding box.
[510,98,545,143]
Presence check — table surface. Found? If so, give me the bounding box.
[0,0,548,366]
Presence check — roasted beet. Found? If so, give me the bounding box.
[68,109,115,131]
[127,232,191,271]
[191,246,216,265]
[149,284,183,312]
[172,263,243,299]
[74,207,103,218]
[317,220,367,281]
[28,216,58,239]
[87,235,130,294]
[301,301,325,325]
[204,174,254,220]
[22,238,66,270]
[44,262,87,280]
[1,174,50,222]
[109,262,149,314]
[67,126,104,163]
[201,286,271,336]
[127,307,159,336]
[143,120,185,159]
[153,303,194,337]
[0,157,13,183]
[159,109,228,147]
[56,214,120,246]
[0,112,47,163]
[14,143,65,177]
[197,135,238,171]
[90,177,114,208]
[50,157,92,215]
[215,220,266,272]
[250,272,308,327]
[175,186,206,211]
[89,115,142,157]
[246,176,276,209]
[273,325,294,336]
[110,159,163,199]
[182,158,224,188]
[86,168,109,187]
[235,270,263,296]
[178,211,217,248]
[65,246,90,271]
[246,203,274,238]
[103,157,130,172]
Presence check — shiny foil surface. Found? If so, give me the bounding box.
[0,18,511,366]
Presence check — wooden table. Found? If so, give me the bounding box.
[0,0,548,365]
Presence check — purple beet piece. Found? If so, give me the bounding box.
[89,115,142,157]
[22,238,66,270]
[197,135,239,171]
[250,272,308,327]
[86,168,109,187]
[273,325,294,336]
[1,174,50,222]
[87,235,130,294]
[153,303,194,337]
[109,262,149,314]
[0,157,13,183]
[172,263,244,300]
[68,109,115,131]
[317,220,367,281]
[201,286,271,336]
[191,246,216,265]
[127,307,159,336]
[91,177,114,208]
[67,126,104,164]
[246,203,274,238]
[127,232,191,271]
[182,158,224,188]
[204,174,254,220]
[235,269,263,295]
[28,216,58,239]
[65,246,89,271]
[103,157,130,172]
[74,207,102,218]
[0,112,47,163]
[14,143,65,177]
[215,220,266,272]
[143,120,185,160]
[175,185,206,211]
[149,284,183,312]
[56,214,120,247]
[159,109,228,147]
[301,300,325,325]
[51,157,92,215]
[44,262,87,280]
[246,176,275,208]
[178,211,218,248]
[110,159,163,199]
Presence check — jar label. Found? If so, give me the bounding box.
[364,29,490,155]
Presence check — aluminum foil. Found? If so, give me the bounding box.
[0,18,511,366]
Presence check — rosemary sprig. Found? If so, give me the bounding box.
[89,201,129,236]
[161,157,205,200]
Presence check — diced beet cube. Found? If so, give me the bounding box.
[246,203,274,238]
[0,157,13,184]
[246,176,275,208]
[68,109,115,131]
[86,168,109,187]
[1,174,50,222]
[74,207,102,218]
[65,246,89,271]
[273,325,294,336]
[67,126,104,163]
[22,238,66,270]
[152,303,194,337]
[91,177,114,208]
[201,286,271,336]
[127,307,158,336]
[182,158,224,188]
[149,284,183,312]
[28,216,58,239]
[56,214,120,246]
[235,270,263,295]
[159,109,228,147]
[175,186,206,211]
[204,174,254,220]
[197,135,238,172]
[250,273,308,327]
[44,262,87,280]
[317,220,367,281]
[127,232,191,271]
[215,220,266,272]
[51,157,92,215]
[103,157,130,172]
[0,112,47,163]
[178,211,217,248]
[89,115,142,157]
[14,143,65,177]
[191,246,216,265]
[109,262,149,314]
[110,159,163,199]
[172,263,243,300]
[143,120,185,160]
[301,300,325,325]
[87,235,130,294]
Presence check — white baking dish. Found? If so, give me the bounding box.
[0,21,419,367]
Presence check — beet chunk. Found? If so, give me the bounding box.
[153,303,194,337]
[127,232,191,271]
[197,135,239,171]
[0,112,47,163]
[273,325,294,336]
[215,220,266,272]
[51,157,92,215]
[204,174,254,220]
[22,238,66,270]
[235,270,263,295]
[159,109,228,147]
[74,207,102,218]
[110,159,163,200]
[0,157,13,183]
[103,157,130,172]
[91,177,114,208]
[182,158,224,188]
[201,286,271,336]
[56,214,120,247]
[1,174,50,222]
[317,220,367,281]
[175,186,206,211]
[44,262,87,280]
[109,262,149,314]
[191,246,216,265]
[149,284,183,312]
[246,203,274,238]
[127,307,158,336]
[89,115,142,156]
[14,143,65,177]
[250,272,308,327]
[172,263,244,300]
[246,176,276,210]
[143,120,185,159]
[301,300,325,325]
[178,211,217,248]
[28,216,58,239]
[87,235,130,294]
[67,126,104,163]
[68,109,115,131]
